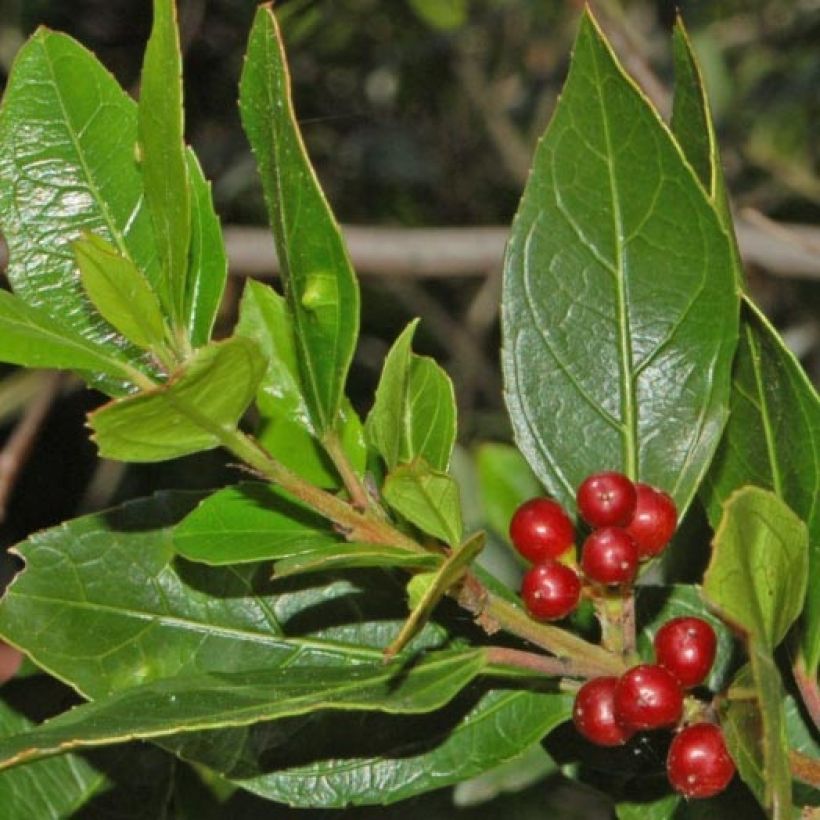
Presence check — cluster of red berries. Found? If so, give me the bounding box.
[574,617,735,798]
[509,473,735,799]
[510,471,676,621]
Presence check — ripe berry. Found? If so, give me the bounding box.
[509,498,575,563]
[654,617,717,689]
[613,664,683,730]
[667,723,735,798]
[625,484,677,558]
[521,560,581,621]
[573,676,634,747]
[581,527,639,585]
[577,471,637,528]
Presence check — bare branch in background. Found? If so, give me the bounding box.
[224,217,820,281]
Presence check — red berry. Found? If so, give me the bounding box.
[577,471,637,527]
[667,723,735,798]
[521,560,581,621]
[625,484,677,558]
[573,676,634,747]
[581,527,639,585]
[654,617,717,689]
[613,664,683,730]
[509,498,575,563]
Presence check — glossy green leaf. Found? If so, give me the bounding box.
[0,494,571,808]
[721,656,792,819]
[635,584,735,693]
[0,693,105,818]
[239,6,359,433]
[0,649,487,772]
[236,280,365,486]
[187,689,571,808]
[367,320,457,472]
[0,28,160,392]
[90,336,266,462]
[475,443,541,542]
[383,460,464,546]
[185,150,227,348]
[703,302,820,675]
[174,482,338,566]
[703,486,808,649]
[501,10,738,515]
[273,543,442,578]
[0,290,145,383]
[74,233,168,351]
[138,0,190,323]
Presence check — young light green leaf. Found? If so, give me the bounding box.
[239,6,359,434]
[407,0,467,31]
[0,29,161,388]
[174,482,339,566]
[0,290,148,384]
[273,543,442,578]
[475,443,542,542]
[720,655,793,819]
[501,10,738,516]
[703,486,808,649]
[74,233,169,351]
[367,320,457,472]
[138,0,190,323]
[703,301,820,675]
[383,460,464,546]
[0,649,487,772]
[387,532,484,657]
[185,150,227,347]
[89,336,266,462]
[616,794,680,820]
[236,280,366,487]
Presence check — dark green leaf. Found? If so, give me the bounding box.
[366,320,457,472]
[89,337,266,462]
[0,29,160,389]
[182,689,571,808]
[501,10,738,515]
[635,584,735,692]
[174,482,339,566]
[0,651,486,771]
[0,693,105,818]
[273,543,442,578]
[239,6,359,433]
[0,492,566,807]
[74,233,168,351]
[721,654,793,819]
[475,443,541,542]
[703,302,820,674]
[0,290,147,383]
[703,486,808,649]
[185,150,227,348]
[383,460,463,546]
[138,0,190,323]
[236,280,365,487]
